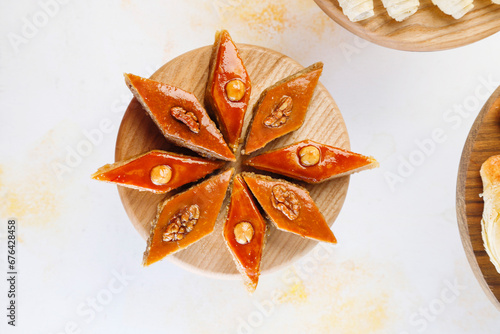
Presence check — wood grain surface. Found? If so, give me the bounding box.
[115,44,350,278]
[314,0,500,51]
[457,86,500,311]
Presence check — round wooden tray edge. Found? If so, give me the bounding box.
[312,0,419,52]
[313,0,500,52]
[456,86,500,311]
[166,235,343,280]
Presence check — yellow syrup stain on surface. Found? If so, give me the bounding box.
[278,280,308,305]
[275,257,405,333]
[315,292,390,333]
[199,0,336,46]
[311,260,395,333]
[231,2,289,35]
[0,125,76,228]
[0,162,60,227]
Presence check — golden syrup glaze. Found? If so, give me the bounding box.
[206,30,251,151]
[92,150,224,194]
[124,73,235,161]
[243,63,322,155]
[242,172,336,244]
[224,175,266,290]
[143,169,234,266]
[245,140,378,183]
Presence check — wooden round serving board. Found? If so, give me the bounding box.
[115,44,350,278]
[457,86,500,310]
[314,0,500,51]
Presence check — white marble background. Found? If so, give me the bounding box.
[0,0,500,333]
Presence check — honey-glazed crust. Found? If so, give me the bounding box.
[143,168,234,265]
[242,62,323,155]
[124,73,235,161]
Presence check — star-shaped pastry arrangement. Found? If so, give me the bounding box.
[92,30,378,293]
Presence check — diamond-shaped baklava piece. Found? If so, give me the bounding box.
[206,30,251,152]
[143,168,234,266]
[223,174,267,293]
[245,140,378,183]
[124,73,235,161]
[92,150,224,193]
[243,63,323,155]
[242,172,336,243]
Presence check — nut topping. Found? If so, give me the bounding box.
[170,107,200,133]
[298,145,321,167]
[225,79,246,102]
[162,204,200,242]
[234,222,254,245]
[150,165,172,185]
[271,184,300,220]
[263,96,293,128]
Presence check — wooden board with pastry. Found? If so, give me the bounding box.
[313,0,500,51]
[457,85,500,310]
[93,31,378,292]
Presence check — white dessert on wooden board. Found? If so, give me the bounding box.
[338,0,499,22]
[432,0,474,19]
[337,0,374,22]
[382,0,420,21]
